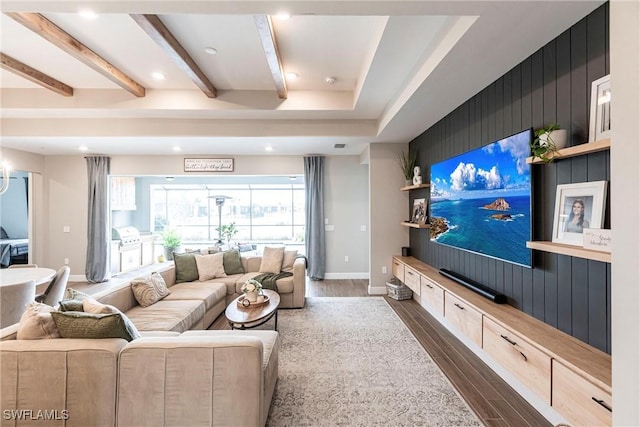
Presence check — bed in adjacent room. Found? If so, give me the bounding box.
[0,227,28,268]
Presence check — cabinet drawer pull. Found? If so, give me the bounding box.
[425,284,433,289]
[591,397,612,412]
[407,271,414,276]
[454,303,464,310]
[519,351,528,361]
[500,334,517,346]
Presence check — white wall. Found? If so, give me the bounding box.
[610,1,640,424]
[368,143,410,294]
[323,156,369,278]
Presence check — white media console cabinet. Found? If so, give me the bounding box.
[392,255,611,426]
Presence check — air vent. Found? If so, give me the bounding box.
[334,143,346,149]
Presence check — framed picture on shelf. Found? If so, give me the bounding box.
[589,74,611,142]
[411,198,428,225]
[552,181,608,246]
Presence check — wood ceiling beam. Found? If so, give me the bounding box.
[4,12,145,97]
[254,15,287,99]
[1,52,73,96]
[131,14,216,98]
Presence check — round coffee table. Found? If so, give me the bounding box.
[225,289,280,330]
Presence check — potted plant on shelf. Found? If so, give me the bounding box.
[397,149,417,186]
[530,123,568,163]
[161,228,182,261]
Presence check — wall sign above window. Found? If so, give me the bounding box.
[184,158,234,172]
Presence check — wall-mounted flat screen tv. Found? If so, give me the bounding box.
[429,128,532,267]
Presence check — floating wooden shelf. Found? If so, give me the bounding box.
[526,138,610,164]
[526,241,611,263]
[400,183,430,191]
[401,222,430,229]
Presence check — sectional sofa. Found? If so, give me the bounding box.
[0,253,305,426]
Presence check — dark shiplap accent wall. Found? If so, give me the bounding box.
[409,3,611,353]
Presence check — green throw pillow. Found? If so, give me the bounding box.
[58,299,85,312]
[173,252,199,283]
[223,249,245,275]
[51,311,140,342]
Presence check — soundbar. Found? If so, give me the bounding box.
[439,269,507,304]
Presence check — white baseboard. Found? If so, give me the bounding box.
[368,285,387,295]
[69,274,87,283]
[322,272,369,280]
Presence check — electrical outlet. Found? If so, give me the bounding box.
[64,258,69,265]
[382,266,387,274]
[325,225,335,231]
[360,225,367,232]
[63,226,70,233]
[344,255,349,262]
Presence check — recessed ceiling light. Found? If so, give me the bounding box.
[275,12,291,20]
[265,146,274,152]
[173,146,181,152]
[204,47,218,55]
[79,145,89,152]
[285,72,299,80]
[152,72,166,80]
[78,9,98,20]
[325,76,336,85]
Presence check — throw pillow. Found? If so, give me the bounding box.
[173,252,199,283]
[64,288,92,301]
[16,302,61,340]
[51,311,140,342]
[130,272,171,308]
[259,246,285,274]
[223,249,245,275]
[281,249,298,273]
[194,252,226,281]
[83,296,118,314]
[58,299,85,312]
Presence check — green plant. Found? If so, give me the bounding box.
[217,222,238,243]
[241,278,263,294]
[531,123,561,163]
[162,228,182,249]
[396,149,417,180]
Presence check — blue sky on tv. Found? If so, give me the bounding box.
[430,130,531,200]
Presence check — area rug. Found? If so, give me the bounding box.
[266,297,481,426]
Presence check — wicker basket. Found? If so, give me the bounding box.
[385,278,413,301]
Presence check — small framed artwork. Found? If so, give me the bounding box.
[552,181,608,246]
[411,198,428,225]
[589,74,611,142]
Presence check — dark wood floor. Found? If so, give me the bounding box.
[213,278,550,427]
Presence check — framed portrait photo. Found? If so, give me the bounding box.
[552,181,608,246]
[589,74,611,142]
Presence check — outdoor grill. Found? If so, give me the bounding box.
[111,226,143,273]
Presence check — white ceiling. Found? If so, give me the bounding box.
[0,1,604,157]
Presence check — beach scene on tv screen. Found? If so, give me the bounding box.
[429,130,532,267]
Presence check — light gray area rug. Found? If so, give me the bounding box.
[266,297,481,427]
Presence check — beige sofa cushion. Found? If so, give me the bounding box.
[259,247,285,273]
[130,272,171,307]
[211,274,245,295]
[125,299,205,332]
[282,249,298,273]
[163,281,226,310]
[16,302,60,340]
[194,252,226,281]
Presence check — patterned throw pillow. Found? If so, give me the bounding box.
[58,299,85,312]
[130,272,171,308]
[259,246,285,274]
[51,311,140,342]
[64,288,92,301]
[223,249,245,275]
[173,252,199,283]
[194,252,226,281]
[16,302,61,340]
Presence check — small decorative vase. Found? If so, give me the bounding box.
[540,129,568,150]
[245,291,258,302]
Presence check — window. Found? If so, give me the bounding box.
[151,182,305,245]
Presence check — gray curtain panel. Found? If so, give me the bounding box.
[304,156,325,280]
[85,156,111,283]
